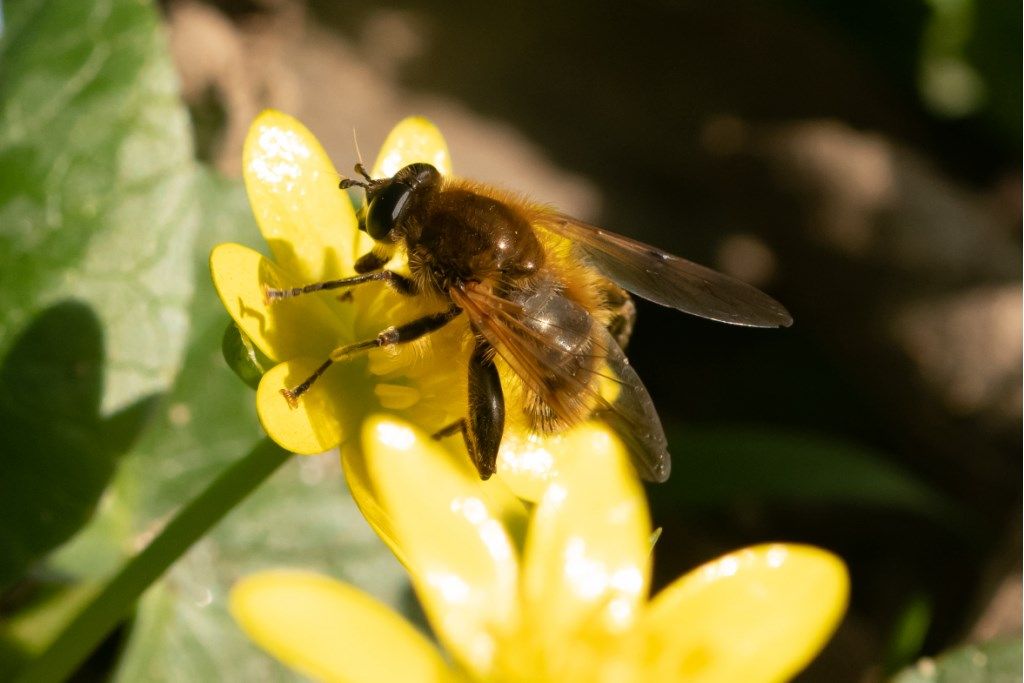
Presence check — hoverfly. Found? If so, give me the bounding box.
[264,162,792,482]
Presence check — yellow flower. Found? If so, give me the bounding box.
[230,415,849,683]
[211,111,620,531]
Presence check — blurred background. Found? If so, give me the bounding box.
[1,0,1020,680]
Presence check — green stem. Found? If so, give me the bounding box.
[16,439,290,683]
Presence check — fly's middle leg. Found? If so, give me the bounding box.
[280,305,461,406]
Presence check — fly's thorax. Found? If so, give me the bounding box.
[405,188,546,291]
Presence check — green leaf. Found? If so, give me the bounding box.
[654,426,966,528]
[0,0,409,676]
[0,0,196,588]
[0,0,199,414]
[891,638,1022,683]
[11,440,290,683]
[886,593,934,673]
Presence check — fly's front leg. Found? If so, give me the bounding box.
[433,340,504,480]
[354,251,390,274]
[263,268,415,304]
[281,305,461,406]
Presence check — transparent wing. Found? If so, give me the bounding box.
[452,284,671,482]
[538,213,793,328]
[588,322,670,482]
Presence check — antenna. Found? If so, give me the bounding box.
[352,127,365,169]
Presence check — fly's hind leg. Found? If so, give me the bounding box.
[432,340,504,480]
[600,281,637,350]
[281,305,460,406]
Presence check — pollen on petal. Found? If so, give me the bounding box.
[248,125,311,184]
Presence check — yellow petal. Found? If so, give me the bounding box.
[520,425,651,643]
[495,426,573,503]
[640,544,849,683]
[230,570,453,683]
[256,358,362,454]
[494,355,645,503]
[210,243,349,362]
[361,415,526,677]
[244,110,362,283]
[372,116,453,178]
[340,440,406,567]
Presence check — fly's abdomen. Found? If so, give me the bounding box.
[511,277,603,433]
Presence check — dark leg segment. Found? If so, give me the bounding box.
[280,358,334,406]
[434,341,505,480]
[338,306,461,359]
[432,420,465,440]
[281,305,461,406]
[264,269,415,303]
[354,251,390,274]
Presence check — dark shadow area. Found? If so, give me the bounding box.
[188,85,229,165]
[0,302,156,591]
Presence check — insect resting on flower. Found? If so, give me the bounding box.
[262,155,792,483]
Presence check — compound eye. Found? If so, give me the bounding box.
[398,162,440,187]
[365,182,413,240]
